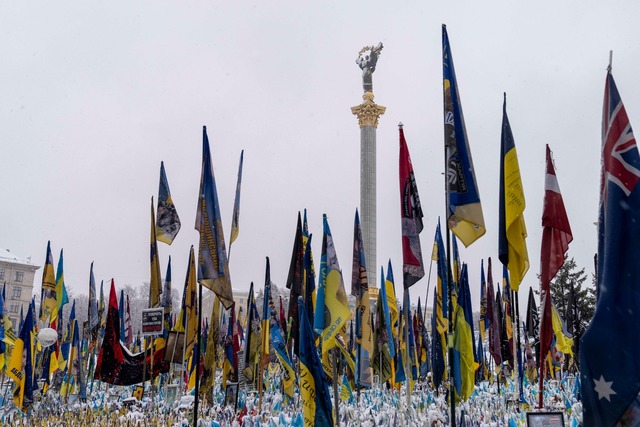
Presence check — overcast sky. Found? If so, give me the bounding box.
[2,2,640,319]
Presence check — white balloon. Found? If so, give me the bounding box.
[38,327,58,348]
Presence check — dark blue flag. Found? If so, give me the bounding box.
[581,70,640,426]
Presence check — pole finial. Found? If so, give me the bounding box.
[608,50,613,72]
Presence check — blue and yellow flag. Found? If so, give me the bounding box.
[442,24,486,247]
[453,264,477,402]
[196,126,233,309]
[229,150,244,247]
[149,197,163,308]
[8,303,35,410]
[267,282,295,398]
[498,94,529,291]
[184,246,198,358]
[51,249,69,332]
[379,265,395,359]
[299,297,333,427]
[352,209,373,389]
[156,161,181,245]
[313,214,351,352]
[242,282,261,383]
[39,241,57,325]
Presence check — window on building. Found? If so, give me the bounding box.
[12,287,21,299]
[0,269,4,280]
[15,271,24,282]
[9,304,19,314]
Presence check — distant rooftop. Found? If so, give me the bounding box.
[0,248,36,266]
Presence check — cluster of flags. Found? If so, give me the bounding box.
[3,25,638,427]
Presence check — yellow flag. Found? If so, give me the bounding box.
[551,305,573,355]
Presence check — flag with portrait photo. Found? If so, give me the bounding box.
[156,161,181,245]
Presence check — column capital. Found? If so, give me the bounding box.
[351,92,386,129]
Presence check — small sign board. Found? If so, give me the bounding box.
[526,412,565,427]
[141,308,164,337]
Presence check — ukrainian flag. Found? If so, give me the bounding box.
[498,94,529,291]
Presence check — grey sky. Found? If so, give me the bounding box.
[2,2,639,318]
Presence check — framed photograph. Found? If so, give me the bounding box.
[526,412,565,427]
[225,381,239,410]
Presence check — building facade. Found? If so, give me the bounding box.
[0,248,40,328]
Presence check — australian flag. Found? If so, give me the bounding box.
[581,70,640,426]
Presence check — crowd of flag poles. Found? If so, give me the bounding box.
[1,25,639,426]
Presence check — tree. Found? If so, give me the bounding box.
[549,256,596,337]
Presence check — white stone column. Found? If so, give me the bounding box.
[352,92,385,290]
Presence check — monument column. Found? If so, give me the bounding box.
[352,43,385,290]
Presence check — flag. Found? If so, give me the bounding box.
[242,282,261,383]
[453,263,477,402]
[161,257,173,315]
[161,257,173,336]
[416,298,430,378]
[299,296,334,427]
[201,295,221,395]
[486,258,501,366]
[88,262,99,331]
[479,259,488,341]
[119,290,126,344]
[279,295,287,338]
[433,221,449,385]
[498,94,529,291]
[525,286,540,366]
[125,295,133,346]
[156,161,181,245]
[540,144,573,364]
[398,126,425,289]
[303,234,316,329]
[313,214,351,352]
[261,257,272,367]
[267,281,295,398]
[352,209,373,389]
[7,302,35,411]
[442,24,486,247]
[94,279,169,386]
[150,197,163,308]
[384,261,398,354]
[373,271,393,384]
[51,248,69,332]
[222,303,239,388]
[39,241,57,325]
[183,246,198,359]
[551,305,573,355]
[286,212,304,356]
[196,126,233,309]
[229,150,244,246]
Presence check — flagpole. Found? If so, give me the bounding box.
[192,281,203,427]
[403,292,410,415]
[333,347,340,426]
